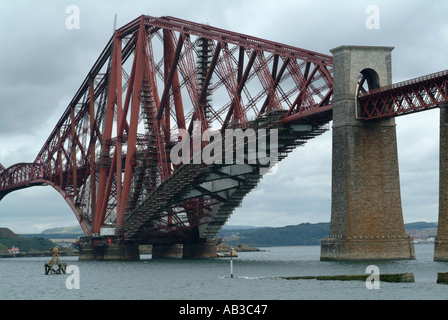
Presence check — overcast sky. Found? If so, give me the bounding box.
[0,0,447,233]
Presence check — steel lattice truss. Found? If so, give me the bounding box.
[1,15,335,242]
[2,15,447,244]
[2,15,448,244]
[359,69,448,120]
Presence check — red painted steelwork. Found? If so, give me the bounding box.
[359,69,448,120]
[5,15,445,244]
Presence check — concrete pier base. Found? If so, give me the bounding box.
[434,237,448,261]
[321,238,415,261]
[78,245,104,261]
[151,244,184,259]
[151,243,217,259]
[183,243,217,258]
[78,243,140,261]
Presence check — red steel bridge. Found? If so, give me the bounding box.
[0,16,447,256]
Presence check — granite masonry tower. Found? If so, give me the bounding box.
[434,102,448,260]
[320,46,416,260]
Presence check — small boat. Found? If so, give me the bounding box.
[217,248,238,258]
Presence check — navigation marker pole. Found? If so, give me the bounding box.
[230,254,234,278]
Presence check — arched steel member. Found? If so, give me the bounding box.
[0,161,90,235]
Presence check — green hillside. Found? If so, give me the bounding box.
[222,222,330,247]
[0,243,8,252]
[404,222,437,230]
[41,226,84,234]
[0,228,19,239]
[0,228,54,253]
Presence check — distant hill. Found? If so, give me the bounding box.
[41,226,84,234]
[218,225,270,238]
[0,228,20,239]
[404,222,437,230]
[221,225,264,230]
[221,222,330,247]
[0,227,54,253]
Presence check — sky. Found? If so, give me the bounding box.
[0,0,447,233]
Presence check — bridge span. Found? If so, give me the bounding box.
[1,16,447,260]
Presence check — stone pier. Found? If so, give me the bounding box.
[152,244,184,259]
[320,46,415,261]
[77,235,217,260]
[434,103,448,261]
[78,243,140,261]
[183,242,217,258]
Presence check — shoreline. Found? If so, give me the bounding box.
[0,251,79,259]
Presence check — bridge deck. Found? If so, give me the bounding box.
[359,69,448,120]
[123,110,329,244]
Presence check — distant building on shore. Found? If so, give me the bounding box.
[8,246,19,253]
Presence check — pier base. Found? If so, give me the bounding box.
[78,243,140,261]
[321,238,415,261]
[434,237,448,261]
[151,244,184,259]
[183,243,217,258]
[151,243,217,259]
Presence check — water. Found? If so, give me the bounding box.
[1,244,448,300]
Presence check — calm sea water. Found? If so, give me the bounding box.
[1,244,448,301]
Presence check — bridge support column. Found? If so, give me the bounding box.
[183,242,217,258]
[320,45,415,260]
[151,244,184,259]
[78,244,105,261]
[78,237,140,261]
[103,244,140,260]
[435,103,448,260]
[78,243,140,261]
[151,243,217,258]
